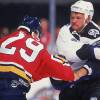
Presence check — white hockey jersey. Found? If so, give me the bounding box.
[56,25,84,62]
[56,22,100,70]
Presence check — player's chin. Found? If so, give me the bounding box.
[71,25,79,31]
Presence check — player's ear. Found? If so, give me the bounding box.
[85,15,91,24]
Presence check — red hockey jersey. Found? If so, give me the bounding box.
[0,29,74,83]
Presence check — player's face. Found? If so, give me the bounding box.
[70,12,86,32]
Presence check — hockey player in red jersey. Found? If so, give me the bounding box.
[0,16,75,82]
[0,16,77,100]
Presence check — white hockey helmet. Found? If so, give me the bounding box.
[71,0,94,20]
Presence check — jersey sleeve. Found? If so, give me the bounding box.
[35,49,75,81]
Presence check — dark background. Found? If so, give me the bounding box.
[0,1,100,29]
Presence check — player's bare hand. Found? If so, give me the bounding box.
[74,67,88,81]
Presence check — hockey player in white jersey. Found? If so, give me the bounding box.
[50,1,100,100]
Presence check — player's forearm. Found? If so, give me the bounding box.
[76,44,95,60]
[40,60,75,81]
[76,44,100,61]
